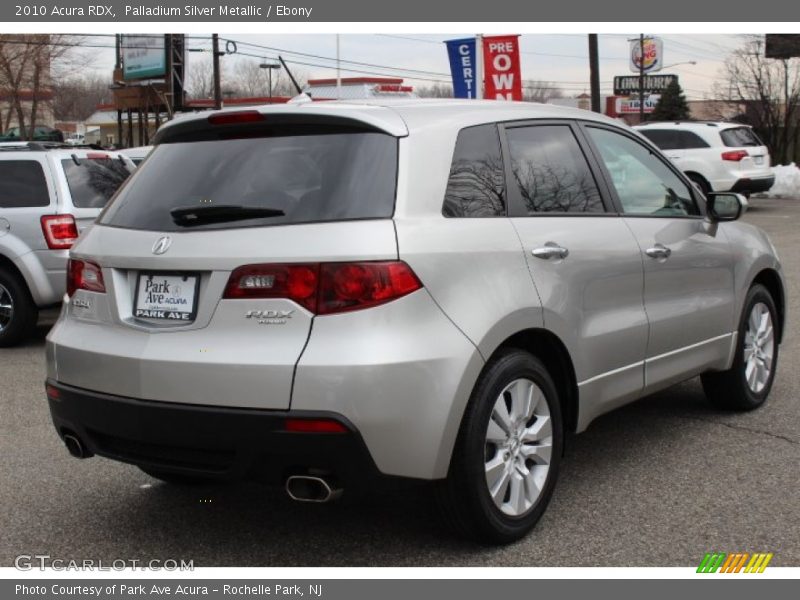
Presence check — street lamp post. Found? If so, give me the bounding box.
[259,60,281,103]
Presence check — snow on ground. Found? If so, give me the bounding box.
[759,163,800,198]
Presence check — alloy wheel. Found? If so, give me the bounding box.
[743,301,774,394]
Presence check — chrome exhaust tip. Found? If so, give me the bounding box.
[285,475,342,503]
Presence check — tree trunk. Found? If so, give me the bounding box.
[29,60,41,140]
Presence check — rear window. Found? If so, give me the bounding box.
[61,157,133,209]
[99,132,398,231]
[0,160,49,208]
[720,127,761,147]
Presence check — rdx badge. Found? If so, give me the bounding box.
[245,309,294,324]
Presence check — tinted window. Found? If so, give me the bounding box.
[679,131,710,149]
[506,125,604,214]
[587,127,699,217]
[100,132,398,231]
[61,158,133,209]
[639,129,680,150]
[0,160,49,208]
[442,124,505,217]
[720,127,761,147]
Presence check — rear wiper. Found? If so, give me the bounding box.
[170,204,285,227]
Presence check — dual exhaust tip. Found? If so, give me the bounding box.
[285,475,342,503]
[63,434,341,503]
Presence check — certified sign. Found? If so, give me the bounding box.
[630,37,663,74]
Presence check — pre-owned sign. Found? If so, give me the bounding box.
[613,74,678,95]
[482,35,523,101]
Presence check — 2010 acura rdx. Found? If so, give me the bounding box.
[45,100,785,543]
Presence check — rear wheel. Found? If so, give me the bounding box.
[701,284,779,410]
[0,268,38,347]
[436,349,563,544]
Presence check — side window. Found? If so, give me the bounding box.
[586,127,699,217]
[442,124,505,218]
[506,125,604,214]
[0,161,50,208]
[638,129,680,150]
[679,131,710,149]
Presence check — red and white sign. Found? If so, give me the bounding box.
[482,35,523,101]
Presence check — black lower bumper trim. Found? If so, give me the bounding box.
[46,379,386,487]
[730,175,775,194]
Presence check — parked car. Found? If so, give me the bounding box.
[634,121,774,196]
[0,143,135,346]
[45,101,785,543]
[119,145,153,166]
[0,126,64,143]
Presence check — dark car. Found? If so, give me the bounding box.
[0,126,64,143]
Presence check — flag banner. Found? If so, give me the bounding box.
[445,38,479,99]
[482,35,523,101]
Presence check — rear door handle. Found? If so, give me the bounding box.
[645,244,672,259]
[532,242,569,260]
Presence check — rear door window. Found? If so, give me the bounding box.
[61,157,133,209]
[720,127,761,147]
[0,160,50,208]
[638,129,680,150]
[505,124,605,214]
[100,131,398,231]
[678,131,710,149]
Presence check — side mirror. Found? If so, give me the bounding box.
[706,192,747,222]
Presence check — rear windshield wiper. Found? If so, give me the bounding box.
[170,205,285,227]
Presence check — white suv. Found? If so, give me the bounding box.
[634,121,774,196]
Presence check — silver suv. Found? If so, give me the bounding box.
[45,101,785,543]
[0,143,134,346]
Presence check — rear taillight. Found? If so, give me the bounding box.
[67,259,105,297]
[284,418,349,434]
[722,150,748,161]
[41,215,79,250]
[223,261,422,315]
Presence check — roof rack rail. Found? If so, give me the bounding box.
[0,141,105,152]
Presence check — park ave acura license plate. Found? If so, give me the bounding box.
[134,273,199,322]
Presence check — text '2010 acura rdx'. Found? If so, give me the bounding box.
[45,100,785,543]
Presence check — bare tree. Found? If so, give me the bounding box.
[416,82,453,98]
[52,74,113,121]
[714,37,800,164]
[185,53,217,99]
[522,80,565,103]
[0,34,90,137]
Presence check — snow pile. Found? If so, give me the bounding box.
[762,163,800,198]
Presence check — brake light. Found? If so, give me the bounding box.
[722,150,748,161]
[67,259,105,296]
[207,110,265,125]
[40,215,79,250]
[284,418,349,434]
[86,152,109,159]
[223,261,422,315]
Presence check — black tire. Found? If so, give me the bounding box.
[687,173,711,197]
[0,267,38,348]
[701,284,779,410]
[436,349,563,544]
[139,466,215,485]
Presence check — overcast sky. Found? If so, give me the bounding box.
[83,33,748,99]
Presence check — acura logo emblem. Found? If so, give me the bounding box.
[152,236,172,255]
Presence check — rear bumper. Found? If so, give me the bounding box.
[730,175,775,194]
[46,379,389,488]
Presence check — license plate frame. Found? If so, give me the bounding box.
[133,272,200,323]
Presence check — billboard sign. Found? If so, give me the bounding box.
[765,34,800,59]
[445,38,478,98]
[123,35,167,80]
[482,35,523,101]
[615,95,661,114]
[614,74,678,95]
[630,37,663,74]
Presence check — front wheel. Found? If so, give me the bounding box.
[702,284,779,410]
[436,349,563,544]
[0,268,38,347]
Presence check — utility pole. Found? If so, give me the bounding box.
[212,33,222,110]
[476,34,484,100]
[115,34,123,148]
[588,34,601,113]
[335,34,341,100]
[639,34,645,122]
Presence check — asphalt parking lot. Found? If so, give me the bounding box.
[1,196,798,567]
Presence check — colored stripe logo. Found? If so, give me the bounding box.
[697,552,773,573]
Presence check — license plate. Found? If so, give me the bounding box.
[134,273,199,322]
[754,156,764,165]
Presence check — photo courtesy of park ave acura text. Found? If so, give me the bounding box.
[0,17,798,576]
